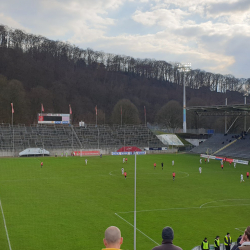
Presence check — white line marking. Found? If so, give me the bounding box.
[115,200,250,245]
[0,198,12,250]
[117,200,250,214]
[235,228,246,233]
[200,199,250,208]
[109,170,189,179]
[115,213,160,246]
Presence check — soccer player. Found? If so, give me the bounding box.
[172,160,174,166]
[125,158,127,163]
[123,158,125,163]
[161,162,164,170]
[240,174,244,183]
[199,166,202,174]
[234,162,236,168]
[121,167,124,175]
[246,172,249,179]
[85,159,88,165]
[172,172,175,181]
[154,163,156,170]
[207,158,209,163]
[41,162,43,168]
[205,158,207,164]
[221,163,224,170]
[124,171,127,179]
[200,158,202,164]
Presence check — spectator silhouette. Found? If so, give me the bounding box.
[151,226,183,250]
[103,226,123,250]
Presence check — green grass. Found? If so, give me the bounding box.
[0,154,249,250]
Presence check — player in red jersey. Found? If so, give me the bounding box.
[154,163,156,170]
[125,158,127,163]
[124,171,127,179]
[247,172,249,179]
[41,162,43,168]
[172,172,175,181]
[221,164,223,170]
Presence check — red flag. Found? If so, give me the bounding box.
[41,103,44,112]
[144,106,146,116]
[121,106,122,115]
[69,104,72,115]
[95,105,97,115]
[11,103,14,114]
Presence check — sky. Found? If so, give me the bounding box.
[1,0,250,78]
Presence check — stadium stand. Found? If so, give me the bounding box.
[0,124,164,152]
[190,133,250,159]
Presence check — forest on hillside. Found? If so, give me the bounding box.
[0,25,249,133]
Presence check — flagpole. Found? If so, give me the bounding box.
[69,105,73,150]
[41,103,44,157]
[11,103,14,157]
[134,152,137,250]
[95,105,97,127]
[144,106,146,127]
[121,106,122,126]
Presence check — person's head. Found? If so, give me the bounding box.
[227,233,230,236]
[103,226,123,249]
[216,236,219,239]
[244,226,250,241]
[162,226,174,241]
[204,237,207,242]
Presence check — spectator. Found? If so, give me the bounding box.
[214,236,220,250]
[238,236,243,244]
[151,226,182,250]
[239,226,250,250]
[231,235,242,250]
[224,233,232,250]
[201,237,209,250]
[103,226,123,250]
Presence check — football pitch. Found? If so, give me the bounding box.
[0,153,249,250]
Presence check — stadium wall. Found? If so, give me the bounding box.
[0,150,14,157]
[0,147,177,157]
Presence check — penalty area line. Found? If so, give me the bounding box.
[0,198,12,250]
[115,212,160,246]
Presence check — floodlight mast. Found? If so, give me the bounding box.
[177,63,191,133]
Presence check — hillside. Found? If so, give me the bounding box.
[0,25,246,131]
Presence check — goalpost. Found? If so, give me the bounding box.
[206,148,212,155]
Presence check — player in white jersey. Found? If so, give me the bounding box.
[123,158,125,163]
[200,158,202,164]
[199,167,202,174]
[240,174,244,182]
[85,159,88,165]
[121,167,124,175]
[172,160,174,166]
[207,158,209,163]
[234,162,236,168]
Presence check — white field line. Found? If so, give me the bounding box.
[200,199,250,208]
[235,228,245,233]
[115,213,160,246]
[115,200,250,246]
[0,198,12,250]
[109,171,189,179]
[116,199,250,214]
[117,203,250,214]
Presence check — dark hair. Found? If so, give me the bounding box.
[245,227,250,241]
